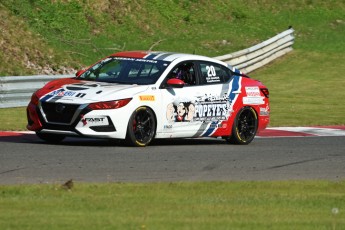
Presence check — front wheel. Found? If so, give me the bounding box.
[125,107,156,147]
[226,106,258,145]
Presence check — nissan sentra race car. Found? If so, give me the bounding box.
[27,51,270,146]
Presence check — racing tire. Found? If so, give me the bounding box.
[125,107,156,147]
[36,132,65,144]
[226,106,258,145]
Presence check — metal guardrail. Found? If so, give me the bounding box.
[214,28,294,73]
[0,75,72,108]
[0,28,294,109]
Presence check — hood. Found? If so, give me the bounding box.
[37,78,149,104]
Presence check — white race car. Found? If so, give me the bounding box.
[27,51,270,146]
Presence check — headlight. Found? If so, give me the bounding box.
[30,93,40,106]
[87,98,132,110]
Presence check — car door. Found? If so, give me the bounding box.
[158,60,234,138]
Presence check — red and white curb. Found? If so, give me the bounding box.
[258,126,345,137]
[1,126,345,138]
[0,131,34,137]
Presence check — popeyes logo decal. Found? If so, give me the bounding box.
[166,93,231,123]
[139,95,155,101]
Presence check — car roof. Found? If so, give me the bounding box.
[111,51,227,65]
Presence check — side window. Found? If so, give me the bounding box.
[166,62,197,86]
[223,68,233,83]
[199,62,231,84]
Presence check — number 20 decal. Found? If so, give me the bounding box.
[206,66,216,77]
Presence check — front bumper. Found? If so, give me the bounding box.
[27,101,129,139]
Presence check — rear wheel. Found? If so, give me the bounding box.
[36,132,65,144]
[226,106,258,145]
[125,107,156,147]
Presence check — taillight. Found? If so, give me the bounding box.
[30,93,40,105]
[260,88,269,98]
[87,98,132,110]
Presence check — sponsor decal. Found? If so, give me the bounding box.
[194,101,228,121]
[85,118,106,122]
[49,90,76,97]
[114,57,158,64]
[245,87,261,97]
[209,123,224,129]
[243,86,264,105]
[197,93,228,102]
[260,105,270,116]
[243,97,264,105]
[195,93,231,121]
[44,88,87,102]
[166,93,231,123]
[139,95,155,101]
[81,115,109,126]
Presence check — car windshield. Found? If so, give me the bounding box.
[78,57,171,85]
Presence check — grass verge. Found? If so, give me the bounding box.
[1,181,344,229]
[0,107,27,131]
[251,50,345,127]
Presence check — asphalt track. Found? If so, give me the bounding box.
[1,126,345,185]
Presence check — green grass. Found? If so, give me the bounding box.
[251,51,345,126]
[0,107,27,131]
[1,181,344,229]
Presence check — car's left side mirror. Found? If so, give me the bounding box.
[166,78,185,88]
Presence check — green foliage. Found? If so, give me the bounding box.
[1,0,344,66]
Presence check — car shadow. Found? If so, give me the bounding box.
[0,132,227,146]
[150,138,226,146]
[0,133,39,143]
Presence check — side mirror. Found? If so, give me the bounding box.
[75,69,86,77]
[167,78,185,88]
